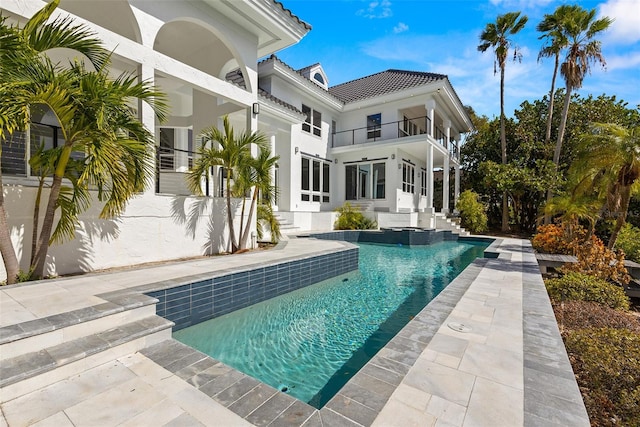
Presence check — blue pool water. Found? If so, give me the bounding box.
[173,241,487,408]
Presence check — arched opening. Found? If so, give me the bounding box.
[154,20,241,84]
[57,0,141,43]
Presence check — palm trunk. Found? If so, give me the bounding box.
[31,145,72,279]
[608,185,631,249]
[542,55,559,224]
[240,188,259,249]
[545,86,573,225]
[554,86,572,166]
[238,194,247,249]
[31,179,44,265]
[500,66,509,232]
[0,168,20,285]
[31,174,63,279]
[544,54,559,144]
[225,174,238,253]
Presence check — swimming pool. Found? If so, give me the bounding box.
[173,240,487,408]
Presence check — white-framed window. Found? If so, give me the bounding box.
[367,113,381,139]
[421,168,428,196]
[302,104,322,137]
[301,156,330,203]
[402,161,415,194]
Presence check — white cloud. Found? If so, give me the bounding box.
[599,0,640,44]
[357,0,393,19]
[393,22,409,34]
[605,51,640,70]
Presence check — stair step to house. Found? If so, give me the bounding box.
[0,315,173,400]
[0,292,158,360]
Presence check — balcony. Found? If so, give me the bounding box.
[331,116,454,155]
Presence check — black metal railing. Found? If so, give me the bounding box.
[155,145,201,196]
[331,115,459,149]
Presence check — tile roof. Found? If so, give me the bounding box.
[272,1,311,30]
[225,69,303,115]
[328,70,447,104]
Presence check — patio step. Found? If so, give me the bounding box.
[274,214,300,235]
[434,213,470,236]
[0,292,158,360]
[0,315,173,402]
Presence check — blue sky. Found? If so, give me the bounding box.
[275,0,640,119]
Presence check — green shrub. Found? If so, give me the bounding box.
[545,272,630,310]
[564,328,640,426]
[455,190,487,233]
[552,301,640,332]
[615,223,640,263]
[334,202,377,230]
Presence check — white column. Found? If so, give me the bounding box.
[454,164,461,213]
[442,154,450,214]
[425,99,435,137]
[441,120,452,214]
[426,144,434,213]
[246,105,259,157]
[268,131,277,206]
[139,63,157,194]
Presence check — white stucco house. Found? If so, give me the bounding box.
[0,0,472,280]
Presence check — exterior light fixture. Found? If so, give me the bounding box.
[391,154,395,159]
[294,147,299,154]
[252,102,260,115]
[334,159,338,164]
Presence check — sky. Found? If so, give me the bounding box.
[274,0,640,119]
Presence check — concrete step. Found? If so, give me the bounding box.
[0,315,173,401]
[0,292,158,360]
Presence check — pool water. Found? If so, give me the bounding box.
[173,241,487,408]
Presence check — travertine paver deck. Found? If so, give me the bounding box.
[0,237,589,426]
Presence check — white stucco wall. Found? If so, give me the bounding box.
[0,184,253,281]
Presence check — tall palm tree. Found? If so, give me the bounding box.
[7,60,168,279]
[553,7,612,170]
[0,0,108,284]
[537,6,571,146]
[570,123,640,248]
[478,11,528,232]
[187,116,269,253]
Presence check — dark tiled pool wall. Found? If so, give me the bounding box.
[147,248,359,331]
[309,229,452,246]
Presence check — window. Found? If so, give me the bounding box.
[367,113,381,139]
[301,157,310,201]
[402,162,415,193]
[373,163,386,199]
[301,156,330,203]
[159,128,175,170]
[302,105,311,133]
[421,168,428,196]
[345,161,386,200]
[302,104,322,137]
[314,73,324,84]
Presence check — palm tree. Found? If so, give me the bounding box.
[0,0,108,284]
[537,6,571,146]
[7,60,168,279]
[187,116,269,253]
[570,123,640,248]
[478,11,528,232]
[235,145,279,249]
[553,6,612,171]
